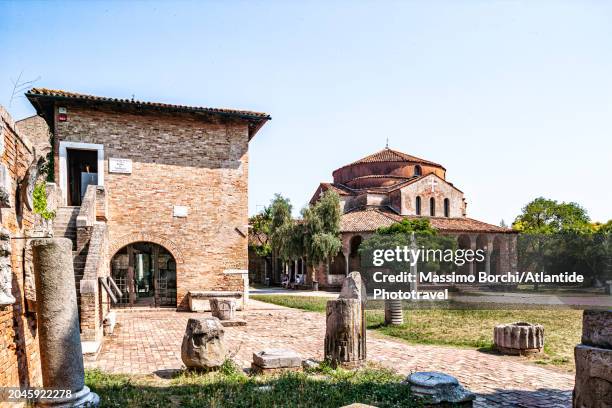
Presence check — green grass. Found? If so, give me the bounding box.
[251,295,582,372]
[85,361,418,408]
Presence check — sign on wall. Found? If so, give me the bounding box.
[173,205,189,218]
[109,157,132,174]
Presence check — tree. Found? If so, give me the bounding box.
[268,194,293,281]
[360,218,455,274]
[512,198,598,289]
[512,197,590,234]
[302,191,342,285]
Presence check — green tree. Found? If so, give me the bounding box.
[269,194,294,280]
[512,197,590,233]
[302,191,342,285]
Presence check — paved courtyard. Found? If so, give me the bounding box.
[87,300,574,407]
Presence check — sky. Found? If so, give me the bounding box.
[1,1,611,225]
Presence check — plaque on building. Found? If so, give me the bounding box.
[173,205,189,218]
[109,157,132,174]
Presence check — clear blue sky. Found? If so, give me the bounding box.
[1,1,611,225]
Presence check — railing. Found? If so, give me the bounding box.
[76,184,97,228]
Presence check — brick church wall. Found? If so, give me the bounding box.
[0,106,42,390]
[53,105,249,310]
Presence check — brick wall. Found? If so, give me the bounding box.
[54,105,250,309]
[0,106,42,390]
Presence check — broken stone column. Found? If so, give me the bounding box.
[210,298,236,320]
[494,322,544,356]
[324,271,367,368]
[404,371,475,407]
[32,238,99,407]
[0,226,15,307]
[573,310,612,408]
[181,317,226,370]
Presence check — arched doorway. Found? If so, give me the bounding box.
[111,242,177,307]
[349,235,362,272]
[457,234,471,275]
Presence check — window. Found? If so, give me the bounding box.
[430,197,436,216]
[415,196,421,215]
[444,198,450,217]
[414,165,422,176]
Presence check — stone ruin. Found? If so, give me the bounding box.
[0,226,15,307]
[181,317,227,370]
[573,310,611,408]
[493,322,544,356]
[251,349,302,374]
[404,371,475,407]
[324,271,367,368]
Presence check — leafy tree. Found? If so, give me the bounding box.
[249,207,272,258]
[268,194,294,279]
[512,197,590,233]
[360,218,455,275]
[302,191,342,284]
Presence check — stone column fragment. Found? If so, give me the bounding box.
[33,238,99,407]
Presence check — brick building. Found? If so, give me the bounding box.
[25,88,270,349]
[307,147,517,288]
[0,106,42,390]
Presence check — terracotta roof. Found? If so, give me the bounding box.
[340,208,514,234]
[340,208,398,232]
[339,148,444,170]
[26,88,271,139]
[26,88,271,119]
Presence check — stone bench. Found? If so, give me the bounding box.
[188,291,243,312]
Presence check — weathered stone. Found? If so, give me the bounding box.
[404,371,475,407]
[325,298,366,368]
[0,164,11,208]
[0,226,15,306]
[181,317,226,370]
[32,238,99,406]
[494,322,544,356]
[573,344,612,408]
[220,319,247,327]
[210,297,237,320]
[252,348,301,369]
[339,271,367,304]
[581,310,612,349]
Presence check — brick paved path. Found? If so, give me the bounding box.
[87,300,574,407]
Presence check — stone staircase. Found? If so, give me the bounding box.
[53,206,87,301]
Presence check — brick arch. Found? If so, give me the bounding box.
[109,232,185,264]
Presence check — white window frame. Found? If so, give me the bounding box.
[59,141,104,205]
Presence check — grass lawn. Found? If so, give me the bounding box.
[251,294,582,372]
[85,361,417,408]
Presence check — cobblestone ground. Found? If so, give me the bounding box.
[87,300,574,407]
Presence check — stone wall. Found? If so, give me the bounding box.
[53,105,250,309]
[0,106,42,389]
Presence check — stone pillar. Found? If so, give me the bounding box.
[344,251,350,276]
[325,272,367,367]
[573,310,611,408]
[469,235,476,276]
[485,235,494,276]
[32,238,99,407]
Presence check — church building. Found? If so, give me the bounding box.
[309,147,516,288]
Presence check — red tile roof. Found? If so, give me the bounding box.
[26,88,271,119]
[340,208,513,234]
[343,148,444,169]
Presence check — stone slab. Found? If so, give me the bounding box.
[250,364,302,375]
[581,310,612,349]
[252,348,301,369]
[573,344,612,408]
[220,319,247,327]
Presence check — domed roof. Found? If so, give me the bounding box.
[342,148,444,169]
[332,148,445,189]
